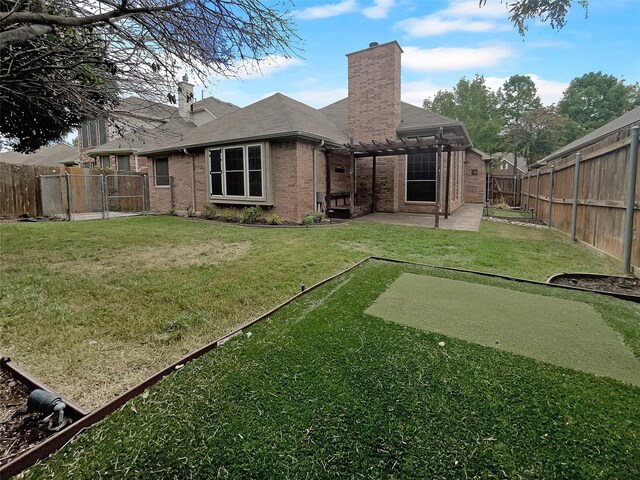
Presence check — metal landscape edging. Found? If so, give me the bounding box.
[2,256,634,478]
[369,256,639,303]
[0,257,370,479]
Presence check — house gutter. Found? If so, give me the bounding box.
[183,148,197,212]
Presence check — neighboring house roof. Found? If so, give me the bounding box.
[86,117,196,156]
[537,105,640,166]
[191,97,239,118]
[0,143,79,166]
[492,152,528,173]
[142,93,350,154]
[469,147,491,161]
[319,98,470,143]
[113,97,179,122]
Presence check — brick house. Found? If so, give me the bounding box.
[135,41,489,220]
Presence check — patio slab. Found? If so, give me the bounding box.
[355,203,483,231]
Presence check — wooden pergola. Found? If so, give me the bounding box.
[323,130,468,226]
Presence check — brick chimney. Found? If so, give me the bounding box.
[347,41,402,142]
[177,74,194,121]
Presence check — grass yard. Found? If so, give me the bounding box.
[0,215,625,409]
[24,261,640,479]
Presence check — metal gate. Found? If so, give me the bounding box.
[40,173,151,220]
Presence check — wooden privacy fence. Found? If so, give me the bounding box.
[488,174,522,207]
[522,125,639,270]
[0,163,63,218]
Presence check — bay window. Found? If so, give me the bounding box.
[209,144,265,201]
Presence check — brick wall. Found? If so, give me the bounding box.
[464,150,487,203]
[148,151,208,213]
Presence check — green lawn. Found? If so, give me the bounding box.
[0,216,624,409]
[24,261,640,479]
[485,207,533,218]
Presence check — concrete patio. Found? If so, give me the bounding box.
[354,203,484,231]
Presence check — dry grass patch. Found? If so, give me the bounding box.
[46,240,252,277]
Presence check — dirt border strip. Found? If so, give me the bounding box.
[2,256,635,478]
[0,257,370,479]
[0,358,87,421]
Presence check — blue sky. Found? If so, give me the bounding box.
[196,0,639,109]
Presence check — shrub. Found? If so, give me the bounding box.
[268,214,282,225]
[302,215,315,226]
[241,206,262,224]
[306,211,325,220]
[187,207,196,217]
[221,209,238,222]
[202,205,217,220]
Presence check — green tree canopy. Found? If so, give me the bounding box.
[499,75,542,125]
[558,72,640,133]
[424,75,503,154]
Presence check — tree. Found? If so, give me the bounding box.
[558,72,640,134]
[480,0,589,35]
[424,75,503,153]
[1,0,297,152]
[501,106,575,165]
[497,75,542,171]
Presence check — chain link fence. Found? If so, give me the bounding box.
[40,172,173,220]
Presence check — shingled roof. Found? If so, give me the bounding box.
[320,98,470,143]
[0,143,79,166]
[142,93,349,154]
[192,97,239,118]
[86,117,195,156]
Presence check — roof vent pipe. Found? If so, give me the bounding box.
[369,42,379,48]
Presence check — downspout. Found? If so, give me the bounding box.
[183,148,196,213]
[312,140,325,212]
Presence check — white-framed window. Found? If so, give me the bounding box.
[208,144,265,200]
[406,152,436,202]
[154,158,170,187]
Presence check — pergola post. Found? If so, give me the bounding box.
[444,150,451,219]
[324,151,331,213]
[435,145,441,228]
[349,152,355,216]
[371,155,377,213]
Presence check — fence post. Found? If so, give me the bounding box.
[534,170,540,219]
[100,174,106,219]
[513,174,517,206]
[547,166,554,228]
[622,126,639,274]
[570,153,582,242]
[65,172,72,221]
[142,174,148,214]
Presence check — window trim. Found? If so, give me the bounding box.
[208,143,266,202]
[153,157,170,187]
[404,152,438,204]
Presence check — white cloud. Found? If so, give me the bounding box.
[484,74,568,105]
[297,0,358,20]
[234,56,304,79]
[396,0,510,37]
[440,0,509,18]
[283,88,349,108]
[402,45,514,72]
[363,0,395,19]
[397,17,507,36]
[401,80,446,107]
